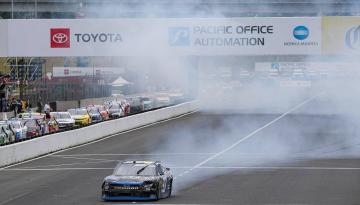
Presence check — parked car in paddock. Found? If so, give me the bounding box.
[107,102,124,119]
[101,160,173,201]
[7,120,27,141]
[168,92,185,105]
[87,107,103,123]
[124,101,131,116]
[154,95,171,108]
[94,105,110,120]
[51,112,75,129]
[140,97,153,111]
[0,125,10,145]
[126,97,143,114]
[22,118,42,138]
[68,108,91,126]
[0,122,15,143]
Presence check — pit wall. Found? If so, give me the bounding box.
[0,101,198,167]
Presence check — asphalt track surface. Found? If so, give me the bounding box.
[1,94,360,204]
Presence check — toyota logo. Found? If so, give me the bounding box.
[52,33,68,44]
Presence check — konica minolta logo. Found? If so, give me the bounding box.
[345,25,360,49]
[293,26,309,40]
[168,27,190,46]
[284,25,318,47]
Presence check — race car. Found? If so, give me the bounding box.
[87,107,103,123]
[67,108,91,126]
[51,112,75,129]
[92,105,110,121]
[101,160,173,201]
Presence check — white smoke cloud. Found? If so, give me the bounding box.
[68,0,360,194]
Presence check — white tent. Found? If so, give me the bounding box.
[111,76,132,87]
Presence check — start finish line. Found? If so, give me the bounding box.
[0,17,324,57]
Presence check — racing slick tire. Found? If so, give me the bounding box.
[167,180,172,198]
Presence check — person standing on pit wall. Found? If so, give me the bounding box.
[44,102,51,119]
[16,99,22,115]
[37,101,42,113]
[1,98,6,112]
[26,100,31,112]
[10,98,17,117]
[0,98,3,112]
[21,100,27,112]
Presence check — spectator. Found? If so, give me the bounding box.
[10,98,17,117]
[0,98,3,112]
[37,101,42,113]
[2,98,7,112]
[16,99,22,114]
[22,100,27,111]
[44,103,51,120]
[26,100,31,112]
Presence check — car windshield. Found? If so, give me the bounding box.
[109,104,120,109]
[53,113,71,119]
[88,108,98,114]
[11,123,21,129]
[113,163,156,176]
[97,106,105,111]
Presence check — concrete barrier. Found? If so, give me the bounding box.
[0,101,198,167]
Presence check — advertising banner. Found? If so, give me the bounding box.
[52,67,125,77]
[255,62,360,77]
[322,16,360,55]
[0,17,321,57]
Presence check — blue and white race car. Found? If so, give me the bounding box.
[101,160,173,201]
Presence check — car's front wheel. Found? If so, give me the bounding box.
[155,185,162,200]
[101,192,107,202]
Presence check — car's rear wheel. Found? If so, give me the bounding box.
[167,180,172,198]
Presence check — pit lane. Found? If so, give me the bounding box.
[1,93,360,204]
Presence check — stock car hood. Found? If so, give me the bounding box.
[71,115,88,119]
[57,119,74,123]
[90,113,101,117]
[105,175,159,182]
[108,109,121,113]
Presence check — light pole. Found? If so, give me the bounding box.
[11,0,14,19]
[34,0,38,19]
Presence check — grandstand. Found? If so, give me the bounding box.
[0,0,360,19]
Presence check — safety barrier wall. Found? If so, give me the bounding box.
[0,101,198,167]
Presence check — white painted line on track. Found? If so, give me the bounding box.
[0,110,197,171]
[54,153,217,157]
[18,159,117,169]
[0,191,31,205]
[191,93,323,170]
[4,168,114,171]
[6,165,360,171]
[199,166,360,170]
[49,155,121,162]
